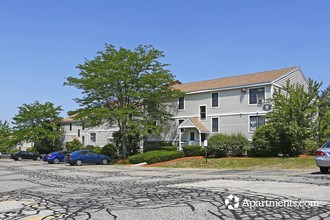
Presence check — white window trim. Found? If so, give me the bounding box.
[90,132,97,142]
[211,117,220,133]
[211,92,219,108]
[199,105,207,121]
[248,87,266,105]
[178,97,185,111]
[248,114,265,133]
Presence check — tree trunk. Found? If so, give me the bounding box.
[121,122,127,159]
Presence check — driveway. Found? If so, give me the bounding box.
[0,159,329,219]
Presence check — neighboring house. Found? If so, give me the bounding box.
[16,141,34,151]
[158,66,308,150]
[60,116,119,147]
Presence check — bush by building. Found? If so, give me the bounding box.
[101,144,118,158]
[182,145,205,156]
[143,141,174,153]
[208,133,249,157]
[128,150,184,164]
[65,139,84,152]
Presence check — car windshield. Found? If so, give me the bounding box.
[322,141,330,148]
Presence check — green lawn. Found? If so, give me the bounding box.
[149,156,316,170]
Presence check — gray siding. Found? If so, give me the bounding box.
[165,85,273,141]
[274,69,308,89]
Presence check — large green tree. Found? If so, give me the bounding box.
[318,84,330,143]
[65,44,182,158]
[0,120,13,152]
[12,101,63,153]
[265,79,321,155]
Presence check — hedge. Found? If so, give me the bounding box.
[101,144,117,158]
[143,141,174,152]
[208,133,249,157]
[182,145,205,156]
[128,150,184,164]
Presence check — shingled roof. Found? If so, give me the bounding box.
[172,66,298,93]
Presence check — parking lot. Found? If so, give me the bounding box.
[0,159,329,220]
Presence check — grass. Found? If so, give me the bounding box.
[146,156,316,170]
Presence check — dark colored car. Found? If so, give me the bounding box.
[11,151,42,161]
[43,150,70,164]
[65,150,109,166]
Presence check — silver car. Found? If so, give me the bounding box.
[315,140,330,173]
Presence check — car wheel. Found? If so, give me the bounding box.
[101,159,108,165]
[53,158,60,164]
[320,167,329,174]
[36,157,41,161]
[76,159,83,166]
[17,157,22,161]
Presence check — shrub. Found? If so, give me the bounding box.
[182,145,205,156]
[101,144,117,158]
[143,141,174,153]
[159,146,177,151]
[250,124,279,157]
[85,145,96,151]
[128,150,184,164]
[93,147,102,154]
[303,139,318,156]
[65,139,84,152]
[208,133,249,157]
[229,133,249,156]
[208,134,229,157]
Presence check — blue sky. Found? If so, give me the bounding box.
[1,0,329,123]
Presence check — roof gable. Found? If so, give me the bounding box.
[173,66,299,93]
[179,118,209,133]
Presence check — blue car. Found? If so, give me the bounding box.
[65,150,109,166]
[44,150,70,164]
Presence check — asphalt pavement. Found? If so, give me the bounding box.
[0,159,329,219]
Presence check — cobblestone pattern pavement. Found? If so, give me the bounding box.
[0,159,329,220]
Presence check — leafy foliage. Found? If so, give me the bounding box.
[208,133,249,157]
[65,139,83,152]
[318,84,330,143]
[65,44,183,158]
[182,145,205,156]
[250,124,280,157]
[143,141,175,152]
[101,143,117,158]
[0,120,13,152]
[265,80,321,156]
[128,150,184,164]
[12,101,63,154]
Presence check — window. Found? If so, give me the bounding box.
[200,106,206,120]
[178,119,184,125]
[82,136,85,145]
[211,93,219,107]
[249,87,265,104]
[78,129,80,137]
[69,123,72,131]
[90,133,96,142]
[190,132,195,141]
[250,116,265,131]
[178,97,185,110]
[212,118,219,132]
